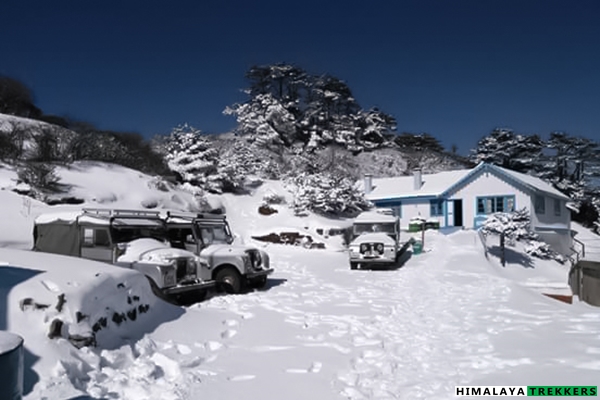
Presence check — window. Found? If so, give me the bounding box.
[94,229,110,246]
[554,199,561,216]
[83,228,94,246]
[535,195,545,214]
[430,199,443,217]
[476,196,516,215]
[82,228,110,247]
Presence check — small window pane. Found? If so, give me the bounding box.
[507,197,515,212]
[83,229,93,245]
[477,199,484,214]
[94,229,111,247]
[554,199,561,216]
[495,197,504,212]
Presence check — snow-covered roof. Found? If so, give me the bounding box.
[364,163,570,201]
[34,211,110,225]
[365,169,471,200]
[354,211,398,223]
[499,167,570,200]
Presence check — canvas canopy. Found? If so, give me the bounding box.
[34,219,81,257]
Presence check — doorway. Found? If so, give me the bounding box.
[453,199,463,227]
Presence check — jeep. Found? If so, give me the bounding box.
[348,209,402,270]
[164,212,273,293]
[33,208,215,302]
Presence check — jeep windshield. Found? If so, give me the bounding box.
[194,221,233,245]
[111,218,167,243]
[353,223,396,236]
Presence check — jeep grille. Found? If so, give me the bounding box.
[359,243,384,255]
[176,259,188,280]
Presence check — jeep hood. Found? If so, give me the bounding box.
[350,233,396,246]
[199,244,256,258]
[117,238,197,264]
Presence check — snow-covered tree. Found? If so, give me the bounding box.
[225,63,396,152]
[469,128,543,173]
[287,172,372,217]
[160,124,219,191]
[481,208,565,262]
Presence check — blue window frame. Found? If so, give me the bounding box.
[554,199,561,216]
[476,195,515,215]
[430,199,443,216]
[535,195,545,214]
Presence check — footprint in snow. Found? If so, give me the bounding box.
[176,344,192,355]
[286,363,322,374]
[202,341,224,351]
[223,319,239,327]
[221,329,237,339]
[228,375,256,381]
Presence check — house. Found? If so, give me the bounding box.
[363,162,572,254]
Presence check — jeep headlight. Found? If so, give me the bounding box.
[243,255,252,271]
[360,243,369,253]
[187,258,196,276]
[163,268,176,287]
[376,243,384,253]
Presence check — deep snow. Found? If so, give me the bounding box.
[0,161,599,399]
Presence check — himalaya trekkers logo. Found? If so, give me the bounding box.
[455,386,598,397]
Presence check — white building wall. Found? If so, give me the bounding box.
[448,171,529,228]
[530,196,571,228]
[399,199,440,228]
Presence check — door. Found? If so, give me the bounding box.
[453,199,463,227]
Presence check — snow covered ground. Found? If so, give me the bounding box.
[1,162,599,399]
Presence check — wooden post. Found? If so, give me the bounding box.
[500,231,505,266]
[421,221,425,248]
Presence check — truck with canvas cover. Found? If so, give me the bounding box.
[33,208,215,302]
[164,212,273,294]
[348,209,404,270]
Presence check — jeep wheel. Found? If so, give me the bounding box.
[350,262,359,270]
[215,267,243,294]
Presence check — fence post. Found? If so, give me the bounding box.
[500,231,506,266]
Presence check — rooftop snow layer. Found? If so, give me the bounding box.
[365,169,471,200]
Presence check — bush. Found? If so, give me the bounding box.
[17,162,61,193]
[481,208,565,262]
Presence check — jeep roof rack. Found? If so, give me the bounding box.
[83,208,161,218]
[166,211,226,221]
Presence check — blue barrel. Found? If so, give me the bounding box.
[0,331,24,400]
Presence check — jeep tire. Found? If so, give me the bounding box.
[350,262,359,270]
[215,267,243,294]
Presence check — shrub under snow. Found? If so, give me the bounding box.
[481,208,565,263]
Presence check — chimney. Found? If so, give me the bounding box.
[364,174,373,194]
[413,169,422,190]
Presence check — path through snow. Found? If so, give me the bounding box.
[26,230,600,400]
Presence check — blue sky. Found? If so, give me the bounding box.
[2,0,599,154]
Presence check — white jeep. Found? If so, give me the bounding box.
[33,209,215,303]
[164,212,273,294]
[348,210,401,270]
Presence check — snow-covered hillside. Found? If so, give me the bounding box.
[0,162,599,400]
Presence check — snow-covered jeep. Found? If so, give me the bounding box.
[164,212,273,293]
[33,209,215,302]
[348,210,402,270]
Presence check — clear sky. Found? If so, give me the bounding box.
[2,0,599,154]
